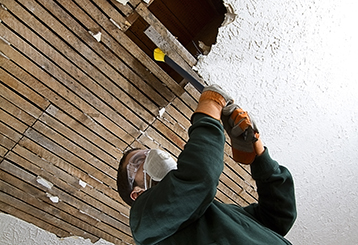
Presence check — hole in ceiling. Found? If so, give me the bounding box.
[125,0,227,83]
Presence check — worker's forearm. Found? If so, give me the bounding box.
[254,139,265,156]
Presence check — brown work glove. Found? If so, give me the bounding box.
[222,104,260,164]
[195,85,233,120]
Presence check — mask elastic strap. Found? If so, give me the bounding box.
[143,171,148,190]
[149,178,152,188]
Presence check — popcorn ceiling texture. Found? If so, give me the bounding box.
[197,0,358,244]
[0,213,113,245]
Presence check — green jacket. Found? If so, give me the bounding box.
[130,114,296,244]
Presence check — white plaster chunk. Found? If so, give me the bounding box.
[158,107,166,117]
[46,193,59,203]
[92,32,102,42]
[36,176,53,189]
[79,179,87,188]
[115,0,129,4]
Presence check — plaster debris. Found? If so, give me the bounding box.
[46,193,59,203]
[222,3,236,26]
[0,51,9,60]
[1,3,7,10]
[88,174,103,184]
[36,176,53,189]
[158,107,166,117]
[79,179,87,188]
[198,41,211,55]
[110,18,121,30]
[79,210,101,222]
[115,0,129,4]
[89,31,102,42]
[0,36,10,45]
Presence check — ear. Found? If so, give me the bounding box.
[130,186,145,201]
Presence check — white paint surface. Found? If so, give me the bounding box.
[197,0,358,244]
[0,213,113,245]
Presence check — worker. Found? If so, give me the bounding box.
[117,85,297,244]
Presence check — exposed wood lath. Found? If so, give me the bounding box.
[0,0,257,244]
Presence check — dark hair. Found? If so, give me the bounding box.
[117,148,140,206]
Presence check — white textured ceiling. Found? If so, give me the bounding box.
[197,0,358,244]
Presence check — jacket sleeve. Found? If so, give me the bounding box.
[243,148,297,236]
[130,114,225,244]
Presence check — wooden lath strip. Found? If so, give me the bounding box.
[45,105,120,162]
[0,161,132,244]
[0,77,45,119]
[0,172,100,242]
[22,127,116,193]
[11,143,124,212]
[5,150,132,239]
[136,2,207,92]
[16,136,130,216]
[0,24,136,205]
[0,119,22,146]
[0,95,37,128]
[0,11,138,145]
[6,148,132,232]
[30,119,117,184]
[0,174,102,243]
[0,70,50,113]
[42,0,170,109]
[91,0,132,31]
[136,2,196,66]
[3,0,155,134]
[68,0,184,97]
[54,0,175,105]
[0,107,28,135]
[0,60,127,151]
[0,40,137,151]
[1,56,135,211]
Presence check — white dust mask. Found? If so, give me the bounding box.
[143,149,177,189]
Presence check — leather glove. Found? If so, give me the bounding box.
[222,104,260,164]
[195,84,233,120]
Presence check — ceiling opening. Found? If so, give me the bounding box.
[125,0,227,83]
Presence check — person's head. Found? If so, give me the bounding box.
[117,148,144,206]
[117,148,177,206]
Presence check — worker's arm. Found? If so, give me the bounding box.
[130,114,225,244]
[221,103,296,236]
[130,86,231,244]
[243,148,297,236]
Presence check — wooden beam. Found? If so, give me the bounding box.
[136,2,196,66]
[65,0,184,97]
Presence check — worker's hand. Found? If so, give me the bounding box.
[194,84,233,120]
[222,104,260,164]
